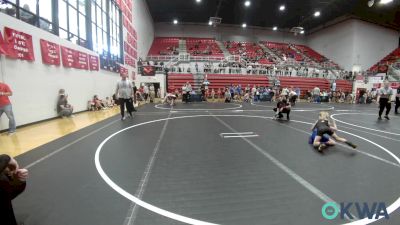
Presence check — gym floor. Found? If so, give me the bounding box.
[12,101,400,225]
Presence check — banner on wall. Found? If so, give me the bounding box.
[89,55,99,71]
[40,39,60,66]
[74,51,89,70]
[61,46,76,68]
[4,27,34,60]
[0,31,14,56]
[142,66,156,76]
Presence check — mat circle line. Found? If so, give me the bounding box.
[155,103,243,111]
[331,113,400,136]
[251,102,335,111]
[95,115,400,225]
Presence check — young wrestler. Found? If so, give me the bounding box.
[273,97,291,120]
[311,111,357,152]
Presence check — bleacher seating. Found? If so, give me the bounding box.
[335,80,353,93]
[273,77,330,97]
[186,38,224,57]
[224,41,275,64]
[294,45,325,62]
[167,73,194,92]
[369,48,400,72]
[206,74,269,89]
[148,37,179,56]
[262,42,304,61]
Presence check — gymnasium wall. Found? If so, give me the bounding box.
[133,0,155,59]
[154,23,307,44]
[0,0,155,129]
[307,19,399,71]
[0,13,119,129]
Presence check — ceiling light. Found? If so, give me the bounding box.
[173,19,178,24]
[368,0,375,7]
[242,23,247,28]
[209,21,213,26]
[273,26,278,31]
[279,5,285,11]
[300,30,305,34]
[379,0,393,4]
[314,11,320,17]
[244,1,251,7]
[196,0,201,3]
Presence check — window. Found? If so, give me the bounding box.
[109,1,120,59]
[0,0,123,68]
[58,0,87,47]
[39,0,53,31]
[0,0,56,33]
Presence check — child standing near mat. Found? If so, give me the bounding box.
[311,111,357,152]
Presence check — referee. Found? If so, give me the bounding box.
[377,80,393,120]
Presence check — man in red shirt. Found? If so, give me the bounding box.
[0,81,16,135]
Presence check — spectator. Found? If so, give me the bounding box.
[143,85,149,103]
[93,95,105,110]
[149,84,155,103]
[224,88,232,103]
[105,97,115,108]
[0,81,16,135]
[313,86,321,103]
[132,83,138,104]
[396,86,400,114]
[0,154,29,225]
[211,89,215,101]
[57,89,74,117]
[20,4,35,25]
[115,74,135,120]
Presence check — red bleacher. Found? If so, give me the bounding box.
[225,42,274,64]
[369,48,400,72]
[294,45,325,62]
[262,42,304,61]
[148,37,179,56]
[274,77,352,97]
[274,77,330,97]
[206,74,269,89]
[335,80,353,93]
[167,73,194,92]
[186,38,224,57]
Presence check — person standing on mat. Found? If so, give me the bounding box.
[377,80,393,120]
[395,86,400,115]
[0,154,29,225]
[311,111,357,152]
[115,73,134,120]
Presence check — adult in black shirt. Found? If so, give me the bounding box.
[132,82,138,104]
[0,154,28,225]
[273,97,291,120]
[395,86,400,114]
[200,84,206,101]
